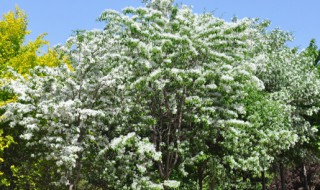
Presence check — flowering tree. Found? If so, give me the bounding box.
[2,26,164,189]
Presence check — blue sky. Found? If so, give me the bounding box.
[1,0,319,49]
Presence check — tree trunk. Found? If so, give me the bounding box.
[280,162,286,190]
[302,163,309,190]
[262,171,266,190]
[198,165,203,190]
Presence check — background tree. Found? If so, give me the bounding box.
[253,28,320,189]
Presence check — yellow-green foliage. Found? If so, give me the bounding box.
[0,7,64,76]
[0,129,13,186]
[0,130,13,169]
[0,7,27,64]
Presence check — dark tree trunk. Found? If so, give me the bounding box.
[198,165,203,190]
[262,171,266,190]
[302,163,309,190]
[280,162,286,190]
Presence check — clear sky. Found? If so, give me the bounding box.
[1,0,319,49]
